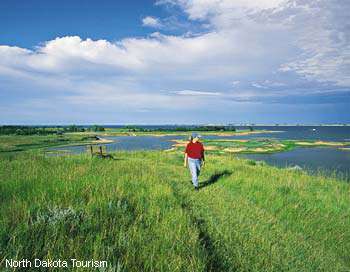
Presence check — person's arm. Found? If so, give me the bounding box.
[184,143,189,167]
[184,153,188,167]
[201,145,205,166]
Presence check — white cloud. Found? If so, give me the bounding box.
[142,16,162,28]
[276,0,350,86]
[0,29,286,81]
[251,83,267,89]
[263,80,286,87]
[0,0,349,123]
[173,90,222,96]
[250,80,286,89]
[161,0,284,21]
[158,0,349,87]
[1,1,346,85]
[1,1,348,90]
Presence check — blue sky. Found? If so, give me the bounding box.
[0,0,349,124]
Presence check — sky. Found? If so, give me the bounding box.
[0,0,349,125]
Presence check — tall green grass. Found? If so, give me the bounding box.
[0,134,99,153]
[1,151,349,271]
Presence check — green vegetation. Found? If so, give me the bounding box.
[123,125,238,132]
[0,134,104,153]
[1,151,349,271]
[0,126,62,135]
[88,125,105,132]
[103,128,271,137]
[0,125,105,136]
[171,139,350,154]
[0,125,273,139]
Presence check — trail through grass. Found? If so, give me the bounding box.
[1,151,349,271]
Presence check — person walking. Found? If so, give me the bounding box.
[184,133,205,190]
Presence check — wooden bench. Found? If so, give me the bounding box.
[87,145,113,159]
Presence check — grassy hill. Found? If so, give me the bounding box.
[1,151,349,271]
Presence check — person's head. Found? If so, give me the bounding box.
[191,132,202,143]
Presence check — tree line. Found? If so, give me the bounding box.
[0,125,105,135]
[123,125,251,132]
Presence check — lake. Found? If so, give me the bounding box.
[47,126,350,179]
[239,147,350,179]
[207,126,350,141]
[48,135,183,154]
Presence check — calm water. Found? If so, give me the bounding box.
[47,126,350,179]
[208,126,350,141]
[102,125,350,141]
[239,147,350,180]
[48,135,184,154]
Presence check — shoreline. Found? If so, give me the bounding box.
[43,137,115,150]
[109,129,283,137]
[169,138,350,154]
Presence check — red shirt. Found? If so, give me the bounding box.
[185,141,204,159]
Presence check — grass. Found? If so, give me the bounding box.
[0,134,107,153]
[1,150,350,271]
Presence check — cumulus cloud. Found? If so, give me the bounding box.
[142,16,162,28]
[0,0,349,123]
[165,0,285,21]
[159,0,350,87]
[0,30,286,82]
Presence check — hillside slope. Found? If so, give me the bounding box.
[1,151,349,271]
